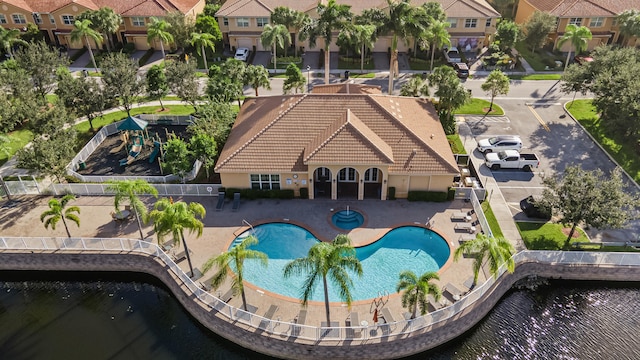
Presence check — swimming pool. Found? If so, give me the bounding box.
[231,223,450,302]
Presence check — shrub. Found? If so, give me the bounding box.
[224,188,294,200]
[123,43,136,54]
[447,187,456,200]
[138,48,155,66]
[407,191,448,202]
[388,187,396,200]
[299,187,309,199]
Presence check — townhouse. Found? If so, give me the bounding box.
[215,0,500,54]
[515,0,640,51]
[0,0,205,51]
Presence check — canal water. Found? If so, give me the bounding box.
[0,272,638,360]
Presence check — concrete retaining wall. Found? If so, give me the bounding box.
[0,251,639,359]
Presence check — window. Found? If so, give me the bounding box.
[569,17,582,26]
[0,15,6,24]
[464,19,477,28]
[257,17,268,27]
[131,17,145,27]
[236,17,249,27]
[33,13,42,24]
[223,17,228,26]
[12,14,27,24]
[589,17,604,27]
[316,167,331,181]
[250,174,280,190]
[485,18,492,27]
[447,17,457,28]
[364,169,379,182]
[49,14,55,24]
[338,168,356,182]
[61,15,74,25]
[612,18,618,26]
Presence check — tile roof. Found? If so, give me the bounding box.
[215,92,459,176]
[10,0,201,15]
[217,0,499,18]
[311,83,382,94]
[525,0,640,17]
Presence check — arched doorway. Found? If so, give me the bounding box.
[337,167,358,199]
[363,168,383,199]
[313,167,332,198]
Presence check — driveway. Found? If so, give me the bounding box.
[464,98,640,241]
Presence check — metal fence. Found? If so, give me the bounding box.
[43,183,223,197]
[2,237,639,343]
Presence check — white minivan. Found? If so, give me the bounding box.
[476,135,522,153]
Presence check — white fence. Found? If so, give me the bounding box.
[43,183,223,197]
[1,237,640,343]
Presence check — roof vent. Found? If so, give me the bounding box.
[430,134,434,139]
[412,149,417,154]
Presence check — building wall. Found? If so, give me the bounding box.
[514,0,538,25]
[50,3,93,49]
[0,3,34,31]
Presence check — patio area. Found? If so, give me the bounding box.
[1,195,484,332]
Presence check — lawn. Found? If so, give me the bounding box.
[337,57,375,70]
[350,72,375,79]
[482,201,503,238]
[509,74,562,80]
[408,57,430,71]
[0,129,34,166]
[566,99,640,183]
[516,222,588,250]
[455,98,505,116]
[447,135,465,154]
[515,42,564,72]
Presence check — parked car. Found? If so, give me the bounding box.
[574,55,593,65]
[520,195,551,219]
[453,63,469,78]
[234,47,250,62]
[443,46,461,63]
[484,149,539,171]
[476,135,522,153]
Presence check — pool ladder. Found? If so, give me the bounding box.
[232,219,256,238]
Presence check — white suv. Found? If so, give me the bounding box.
[234,48,249,62]
[476,135,522,153]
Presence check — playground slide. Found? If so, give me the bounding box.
[149,141,161,163]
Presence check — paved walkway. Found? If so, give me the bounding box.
[1,194,488,329]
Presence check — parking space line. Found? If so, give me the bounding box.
[526,105,550,132]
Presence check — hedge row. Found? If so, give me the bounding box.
[221,188,295,200]
[407,190,451,202]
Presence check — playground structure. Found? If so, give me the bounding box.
[115,116,151,167]
[118,134,145,166]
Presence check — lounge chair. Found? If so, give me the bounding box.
[291,309,307,337]
[443,283,463,302]
[450,211,472,222]
[258,304,279,330]
[454,223,476,233]
[215,192,225,211]
[232,192,240,212]
[379,308,397,335]
[347,312,362,338]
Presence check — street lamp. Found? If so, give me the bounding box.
[307,65,311,93]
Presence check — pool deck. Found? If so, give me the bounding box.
[1,195,482,330]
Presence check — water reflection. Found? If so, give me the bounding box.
[0,272,638,360]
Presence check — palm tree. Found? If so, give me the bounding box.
[300,0,352,85]
[283,234,362,326]
[106,179,159,240]
[400,75,429,97]
[396,270,441,319]
[260,24,290,72]
[453,234,515,288]
[202,235,268,311]
[147,17,174,60]
[244,64,271,96]
[361,1,428,94]
[79,7,122,51]
[40,194,80,238]
[339,24,377,73]
[271,7,310,57]
[557,24,592,71]
[0,27,27,60]
[190,32,216,71]
[70,19,103,73]
[424,20,450,71]
[148,198,206,277]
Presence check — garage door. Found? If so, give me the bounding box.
[373,37,390,52]
[236,38,253,49]
[133,37,149,50]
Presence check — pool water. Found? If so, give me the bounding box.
[232,223,450,302]
[331,210,364,230]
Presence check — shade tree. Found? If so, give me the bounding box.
[429,65,470,134]
[244,64,271,96]
[283,63,305,94]
[146,64,169,111]
[14,41,69,102]
[480,69,510,112]
[101,52,146,117]
[165,60,200,111]
[523,11,557,53]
